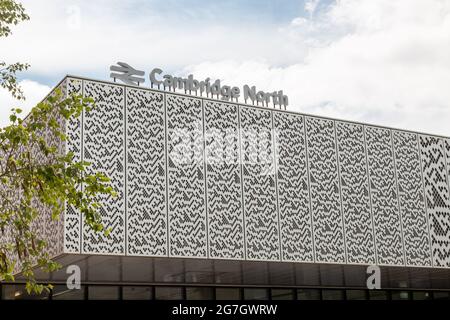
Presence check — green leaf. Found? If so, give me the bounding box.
[0,2,114,293]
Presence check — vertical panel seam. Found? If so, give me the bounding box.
[439,138,450,267]
[442,138,450,208]
[304,117,316,263]
[417,134,434,267]
[442,138,450,184]
[164,93,170,257]
[334,121,348,264]
[271,111,282,261]
[62,79,69,253]
[391,130,407,266]
[363,126,378,265]
[237,105,247,260]
[80,80,84,254]
[124,87,127,255]
[62,79,70,253]
[202,98,209,259]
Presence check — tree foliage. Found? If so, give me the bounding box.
[0,61,30,100]
[0,0,30,99]
[0,1,114,294]
[0,0,28,37]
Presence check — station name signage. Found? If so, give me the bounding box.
[110,62,288,109]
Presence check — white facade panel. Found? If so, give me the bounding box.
[51,76,450,269]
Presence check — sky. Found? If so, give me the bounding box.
[1,0,450,136]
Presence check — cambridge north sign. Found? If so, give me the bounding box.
[110,61,289,109]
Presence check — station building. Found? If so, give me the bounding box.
[2,75,450,300]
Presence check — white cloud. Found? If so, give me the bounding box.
[182,0,450,136]
[0,80,51,127]
[1,0,450,136]
[0,0,299,76]
[305,0,321,18]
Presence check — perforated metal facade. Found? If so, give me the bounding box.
[51,76,450,268]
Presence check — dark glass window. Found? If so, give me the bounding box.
[322,289,345,300]
[391,290,410,300]
[242,262,269,285]
[433,292,450,300]
[271,289,294,300]
[429,270,450,289]
[297,289,320,300]
[244,288,268,300]
[369,290,388,300]
[268,262,295,286]
[409,269,430,289]
[186,287,214,300]
[343,265,366,287]
[2,284,49,300]
[155,287,184,300]
[387,268,409,289]
[295,264,320,286]
[346,290,367,300]
[52,285,85,300]
[412,291,431,300]
[320,265,344,286]
[88,286,119,300]
[122,257,153,283]
[154,258,184,283]
[122,286,153,300]
[50,256,87,282]
[214,260,242,284]
[2,284,23,300]
[216,288,241,300]
[185,260,214,283]
[87,256,120,282]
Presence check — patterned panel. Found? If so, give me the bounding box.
[82,81,125,254]
[336,122,376,264]
[64,78,83,253]
[31,199,63,259]
[126,88,167,256]
[204,100,244,259]
[393,131,432,266]
[166,94,207,257]
[4,80,70,272]
[446,140,450,198]
[1,79,71,272]
[365,126,404,265]
[240,107,280,261]
[22,80,69,262]
[1,153,23,273]
[419,136,450,267]
[55,78,450,269]
[306,117,345,263]
[42,80,68,257]
[274,112,313,262]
